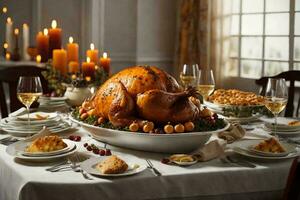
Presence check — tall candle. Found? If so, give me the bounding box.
[48,20,62,58]
[100,52,111,74]
[68,61,79,74]
[86,43,98,64]
[67,37,79,63]
[53,49,67,75]
[36,29,49,62]
[5,17,13,53]
[82,57,95,78]
[22,23,30,61]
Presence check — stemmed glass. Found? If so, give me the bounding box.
[17,76,43,125]
[264,78,288,137]
[179,64,198,88]
[198,69,215,100]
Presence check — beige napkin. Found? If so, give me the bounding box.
[218,123,245,144]
[192,140,226,162]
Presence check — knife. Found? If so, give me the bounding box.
[226,155,256,168]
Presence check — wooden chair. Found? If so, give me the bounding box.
[255,70,300,117]
[0,65,48,118]
[283,156,300,200]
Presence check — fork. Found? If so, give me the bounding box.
[71,154,93,180]
[146,159,162,176]
[220,155,256,168]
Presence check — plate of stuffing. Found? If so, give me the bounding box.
[80,154,147,177]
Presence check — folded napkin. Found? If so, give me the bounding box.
[192,140,226,162]
[218,123,245,144]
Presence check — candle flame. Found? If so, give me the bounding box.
[43,28,48,35]
[5,53,10,60]
[90,43,94,50]
[85,76,91,82]
[36,55,42,63]
[87,57,91,63]
[23,23,28,28]
[51,20,57,28]
[103,52,108,59]
[7,17,12,23]
[14,28,19,35]
[3,43,8,49]
[69,37,73,44]
[2,7,7,13]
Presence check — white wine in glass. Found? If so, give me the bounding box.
[17,76,43,125]
[264,78,288,137]
[180,64,198,88]
[198,69,215,100]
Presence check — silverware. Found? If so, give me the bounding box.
[146,159,161,176]
[69,155,93,180]
[0,136,19,145]
[220,155,256,168]
[285,138,300,145]
[46,161,69,171]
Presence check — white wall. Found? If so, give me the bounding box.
[0,0,177,74]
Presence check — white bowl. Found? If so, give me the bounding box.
[70,116,230,153]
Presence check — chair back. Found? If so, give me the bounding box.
[255,70,300,117]
[0,65,48,118]
[283,156,300,200]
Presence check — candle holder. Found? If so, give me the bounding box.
[11,47,21,61]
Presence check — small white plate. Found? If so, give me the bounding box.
[249,142,296,157]
[80,156,147,177]
[17,112,58,121]
[169,154,198,166]
[14,139,75,157]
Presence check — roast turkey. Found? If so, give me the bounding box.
[86,66,200,127]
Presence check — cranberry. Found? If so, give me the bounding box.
[161,158,170,164]
[93,149,99,154]
[83,143,88,147]
[105,149,112,156]
[75,136,81,141]
[68,135,75,141]
[99,149,105,156]
[212,113,218,119]
[86,146,92,151]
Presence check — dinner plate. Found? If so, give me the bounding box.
[81,156,147,177]
[249,142,296,157]
[262,126,300,137]
[17,112,58,121]
[261,117,300,130]
[14,139,75,157]
[39,96,67,101]
[231,140,299,160]
[6,143,77,162]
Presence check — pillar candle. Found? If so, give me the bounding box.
[22,24,30,61]
[48,20,62,58]
[5,17,13,53]
[67,37,79,63]
[100,52,111,74]
[68,61,79,74]
[82,57,95,78]
[53,49,67,75]
[86,43,98,64]
[36,29,49,62]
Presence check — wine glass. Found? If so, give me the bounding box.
[198,69,215,100]
[179,64,198,88]
[17,76,43,125]
[264,78,288,137]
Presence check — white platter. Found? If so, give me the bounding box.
[17,112,58,121]
[70,116,230,153]
[81,156,147,177]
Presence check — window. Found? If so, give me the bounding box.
[225,0,300,78]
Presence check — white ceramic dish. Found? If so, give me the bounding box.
[70,116,230,153]
[17,112,58,121]
[249,142,296,157]
[81,156,147,177]
[39,96,67,101]
[14,139,75,157]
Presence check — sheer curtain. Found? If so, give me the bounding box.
[175,0,235,88]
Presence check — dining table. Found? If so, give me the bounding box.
[0,117,298,200]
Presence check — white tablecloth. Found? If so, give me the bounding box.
[0,127,295,200]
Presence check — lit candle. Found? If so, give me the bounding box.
[49,20,62,58]
[2,7,7,13]
[14,28,19,49]
[67,36,79,63]
[86,43,98,64]
[36,29,49,62]
[52,49,67,75]
[22,23,30,60]
[100,52,111,74]
[36,55,42,63]
[5,53,10,60]
[6,17,13,53]
[3,42,8,57]
[82,57,95,78]
[68,61,79,74]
